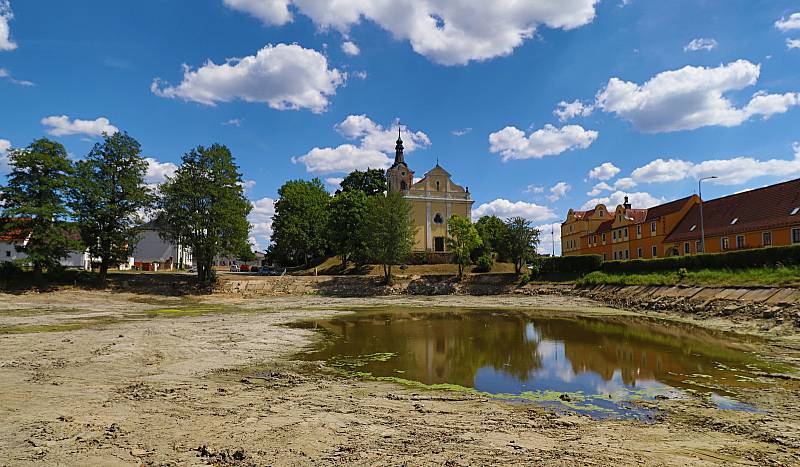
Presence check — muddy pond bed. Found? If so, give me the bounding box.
[292,307,793,418]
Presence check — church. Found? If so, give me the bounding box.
[386,131,474,253]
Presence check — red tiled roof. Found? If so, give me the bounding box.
[665,178,800,243]
[595,219,614,233]
[625,209,648,223]
[645,196,695,221]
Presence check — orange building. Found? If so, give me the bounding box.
[562,178,800,259]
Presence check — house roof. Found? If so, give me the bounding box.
[625,209,648,224]
[665,178,800,243]
[595,219,614,233]
[645,195,695,221]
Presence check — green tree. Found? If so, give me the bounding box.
[338,168,387,196]
[364,192,415,283]
[501,217,540,275]
[158,144,252,284]
[327,190,370,269]
[0,138,79,281]
[70,132,155,285]
[447,215,482,278]
[474,215,508,260]
[270,178,330,266]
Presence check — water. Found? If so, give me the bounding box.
[293,308,790,418]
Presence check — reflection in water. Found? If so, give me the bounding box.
[294,308,788,416]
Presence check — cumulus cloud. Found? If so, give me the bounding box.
[788,39,800,50]
[473,199,556,222]
[341,41,360,56]
[581,191,663,210]
[0,138,11,173]
[586,182,611,196]
[451,127,472,136]
[629,144,800,185]
[613,177,637,189]
[593,60,800,133]
[0,67,33,86]
[292,115,430,174]
[488,124,598,161]
[144,157,178,185]
[547,181,571,202]
[683,38,717,52]
[775,12,800,31]
[587,162,620,180]
[248,197,276,251]
[41,115,119,137]
[0,1,16,51]
[152,43,344,113]
[554,99,593,121]
[223,0,601,65]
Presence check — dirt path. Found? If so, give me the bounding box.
[0,291,798,466]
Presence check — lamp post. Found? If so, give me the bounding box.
[699,176,718,253]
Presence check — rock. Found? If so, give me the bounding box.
[130,448,149,457]
[559,394,571,402]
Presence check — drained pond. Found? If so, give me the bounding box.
[293,307,792,418]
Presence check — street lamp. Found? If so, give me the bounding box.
[699,176,718,253]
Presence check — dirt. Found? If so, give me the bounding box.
[1,291,799,466]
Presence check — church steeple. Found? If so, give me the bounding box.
[387,123,413,193]
[394,125,405,166]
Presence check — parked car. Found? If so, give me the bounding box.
[258,266,283,276]
[230,264,240,272]
[240,264,251,272]
[187,267,197,273]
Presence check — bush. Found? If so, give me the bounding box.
[539,255,602,275]
[519,273,531,285]
[600,244,800,274]
[473,254,494,273]
[0,261,23,278]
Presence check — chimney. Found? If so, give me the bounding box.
[623,196,631,210]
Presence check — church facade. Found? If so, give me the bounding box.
[386,132,474,253]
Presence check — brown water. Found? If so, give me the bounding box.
[294,307,792,417]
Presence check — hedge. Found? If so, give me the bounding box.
[600,244,800,274]
[539,254,602,275]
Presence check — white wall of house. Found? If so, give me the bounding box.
[131,229,193,269]
[0,242,91,270]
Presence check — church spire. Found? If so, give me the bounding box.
[394,124,405,165]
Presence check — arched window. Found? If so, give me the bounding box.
[400,181,407,190]
[433,213,444,224]
[436,181,441,191]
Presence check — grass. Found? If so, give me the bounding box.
[576,266,800,288]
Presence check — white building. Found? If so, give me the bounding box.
[0,231,91,270]
[130,222,192,271]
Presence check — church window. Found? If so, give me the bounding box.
[400,181,407,190]
[433,213,444,224]
[436,181,441,191]
[434,237,445,252]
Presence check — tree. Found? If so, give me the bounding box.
[70,132,154,285]
[474,215,508,260]
[158,144,252,284]
[327,190,370,269]
[270,179,329,266]
[338,168,387,196]
[364,192,415,283]
[447,215,482,277]
[0,138,79,281]
[501,217,540,275]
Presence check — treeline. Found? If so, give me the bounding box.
[0,134,252,285]
[269,169,541,280]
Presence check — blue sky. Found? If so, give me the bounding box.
[1,1,799,254]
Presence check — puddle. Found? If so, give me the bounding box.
[292,307,793,418]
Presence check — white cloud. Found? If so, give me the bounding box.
[535,222,562,255]
[341,41,360,56]
[628,144,800,186]
[587,162,620,180]
[594,60,800,133]
[292,115,430,174]
[788,38,800,50]
[547,181,571,202]
[613,177,637,189]
[152,43,344,113]
[351,70,368,80]
[451,127,472,136]
[324,177,343,187]
[41,115,119,137]
[223,118,244,126]
[0,1,16,51]
[775,12,800,31]
[0,138,11,173]
[223,0,601,66]
[581,190,663,210]
[586,182,612,196]
[488,124,598,161]
[241,179,257,192]
[0,67,33,86]
[524,184,544,194]
[554,99,593,121]
[144,157,178,184]
[473,199,556,222]
[248,197,276,251]
[684,38,717,52]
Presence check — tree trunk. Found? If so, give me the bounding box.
[98,259,109,288]
[33,263,44,286]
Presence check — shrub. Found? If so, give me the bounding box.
[0,261,23,278]
[600,245,800,274]
[539,255,602,275]
[473,254,494,273]
[519,273,531,285]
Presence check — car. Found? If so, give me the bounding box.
[230,264,240,272]
[240,264,251,272]
[258,266,284,276]
[187,266,197,273]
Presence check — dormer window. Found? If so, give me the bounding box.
[730,218,738,225]
[792,207,800,215]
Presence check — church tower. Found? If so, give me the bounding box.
[387,127,414,193]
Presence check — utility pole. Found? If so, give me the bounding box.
[551,224,555,257]
[699,176,718,253]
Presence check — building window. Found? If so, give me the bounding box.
[4,251,9,258]
[612,231,617,240]
[651,222,657,233]
[436,181,441,191]
[624,249,629,259]
[637,248,643,258]
[434,237,445,252]
[763,232,772,246]
[602,233,606,243]
[793,228,800,244]
[433,213,444,224]
[696,241,703,253]
[721,237,730,250]
[652,245,657,258]
[684,242,690,254]
[400,181,407,190]
[602,253,607,260]
[636,225,641,236]
[736,235,745,248]
[624,228,628,238]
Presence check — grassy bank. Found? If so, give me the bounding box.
[576,266,800,288]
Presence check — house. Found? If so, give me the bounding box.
[0,222,91,269]
[130,221,193,271]
[386,131,474,254]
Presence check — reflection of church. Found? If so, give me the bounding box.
[387,131,474,253]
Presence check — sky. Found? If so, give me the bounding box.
[1,1,799,255]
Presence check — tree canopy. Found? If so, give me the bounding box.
[500,217,540,275]
[71,132,154,285]
[364,192,415,283]
[327,189,370,269]
[338,168,387,196]
[447,215,482,277]
[270,178,330,266]
[474,215,508,260]
[158,144,252,284]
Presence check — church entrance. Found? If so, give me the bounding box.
[434,237,445,252]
